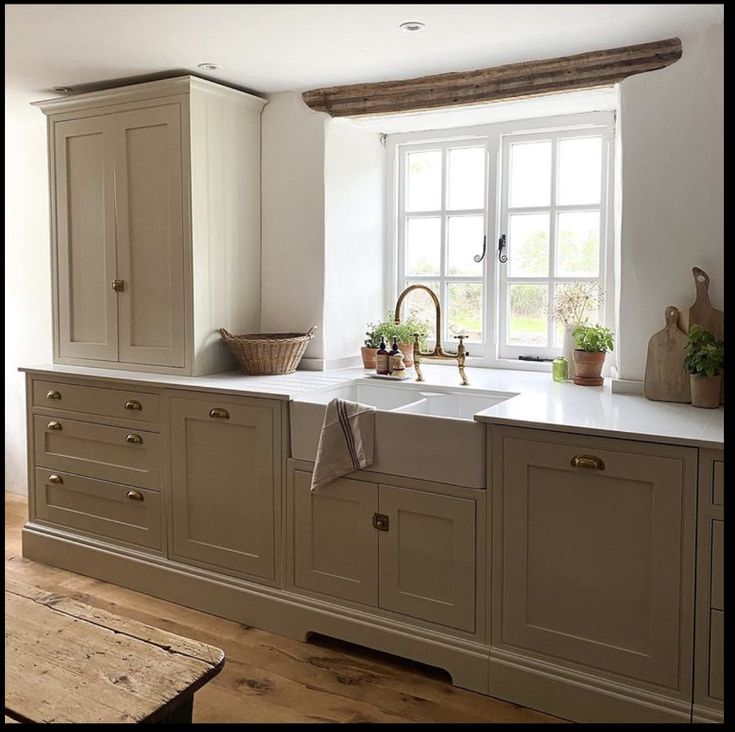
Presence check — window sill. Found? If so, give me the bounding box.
[429,356,552,373]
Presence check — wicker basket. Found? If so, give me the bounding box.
[219,327,317,375]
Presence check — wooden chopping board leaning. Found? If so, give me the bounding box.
[644,306,690,403]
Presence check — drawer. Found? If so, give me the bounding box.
[32,379,159,424]
[709,609,723,701]
[34,415,160,490]
[34,468,161,552]
[712,461,723,506]
[711,520,724,611]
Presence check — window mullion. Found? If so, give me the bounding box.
[440,145,448,343]
[547,134,558,349]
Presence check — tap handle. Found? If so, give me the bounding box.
[454,334,469,355]
[412,332,421,347]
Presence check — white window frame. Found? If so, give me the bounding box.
[385,111,616,370]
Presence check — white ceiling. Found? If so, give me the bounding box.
[5,4,723,97]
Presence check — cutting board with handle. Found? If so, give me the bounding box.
[643,306,690,403]
[679,267,724,403]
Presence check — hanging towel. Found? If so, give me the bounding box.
[310,398,376,491]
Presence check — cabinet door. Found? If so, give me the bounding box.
[113,104,186,368]
[293,471,378,605]
[495,429,695,690]
[378,484,476,632]
[170,395,280,580]
[54,115,118,361]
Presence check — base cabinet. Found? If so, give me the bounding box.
[169,392,282,582]
[292,469,478,633]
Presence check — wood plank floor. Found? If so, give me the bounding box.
[5,493,564,724]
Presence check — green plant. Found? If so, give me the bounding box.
[364,312,430,349]
[684,325,724,378]
[572,323,614,353]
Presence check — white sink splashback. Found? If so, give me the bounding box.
[289,379,515,488]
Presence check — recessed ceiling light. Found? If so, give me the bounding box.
[198,62,221,71]
[51,86,71,93]
[399,21,426,32]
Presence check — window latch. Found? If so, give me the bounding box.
[498,234,508,263]
[473,235,487,263]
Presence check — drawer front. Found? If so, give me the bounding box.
[34,415,160,490]
[33,379,160,424]
[712,461,724,506]
[711,520,724,611]
[34,468,161,551]
[709,610,723,701]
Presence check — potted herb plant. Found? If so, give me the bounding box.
[684,325,724,408]
[548,283,605,365]
[571,324,614,386]
[362,313,430,369]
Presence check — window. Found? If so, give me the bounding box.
[390,112,614,365]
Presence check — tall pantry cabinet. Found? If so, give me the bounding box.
[34,76,266,375]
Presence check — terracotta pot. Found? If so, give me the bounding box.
[690,374,722,408]
[398,342,414,368]
[361,346,378,370]
[572,350,605,386]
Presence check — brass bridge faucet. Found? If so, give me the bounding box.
[393,284,469,386]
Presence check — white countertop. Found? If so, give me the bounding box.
[21,362,723,449]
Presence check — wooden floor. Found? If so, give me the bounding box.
[5,493,563,724]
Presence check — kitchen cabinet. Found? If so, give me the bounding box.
[291,469,477,633]
[169,391,282,583]
[34,76,265,375]
[490,426,697,721]
[692,449,724,723]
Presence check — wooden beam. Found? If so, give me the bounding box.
[303,38,681,117]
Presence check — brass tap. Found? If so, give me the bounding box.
[394,284,470,386]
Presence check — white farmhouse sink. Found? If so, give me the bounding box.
[289,379,515,489]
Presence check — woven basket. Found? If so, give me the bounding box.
[219,327,317,375]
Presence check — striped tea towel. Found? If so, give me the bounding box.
[310,398,376,491]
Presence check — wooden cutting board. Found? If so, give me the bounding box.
[643,306,690,403]
[679,267,724,403]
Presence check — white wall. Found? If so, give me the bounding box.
[617,23,723,381]
[324,119,385,364]
[5,86,53,494]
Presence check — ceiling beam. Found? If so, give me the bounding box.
[302,38,681,117]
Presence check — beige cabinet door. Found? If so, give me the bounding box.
[495,428,695,690]
[169,394,280,580]
[113,104,186,368]
[293,471,378,605]
[378,484,476,632]
[54,115,118,361]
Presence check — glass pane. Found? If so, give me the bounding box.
[447,216,484,276]
[448,283,483,342]
[405,217,441,276]
[509,140,551,207]
[556,211,600,277]
[508,284,548,346]
[448,147,485,210]
[406,150,441,211]
[557,137,602,205]
[403,280,439,345]
[508,213,549,277]
[553,282,600,346]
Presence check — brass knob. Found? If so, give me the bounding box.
[112,279,125,293]
[48,474,63,484]
[126,433,143,444]
[126,490,144,502]
[209,407,230,419]
[46,390,61,400]
[124,399,142,411]
[47,421,62,431]
[570,454,605,471]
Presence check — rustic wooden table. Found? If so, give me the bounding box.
[4,579,224,723]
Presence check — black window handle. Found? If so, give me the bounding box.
[473,235,487,263]
[498,233,508,263]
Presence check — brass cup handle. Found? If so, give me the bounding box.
[126,490,144,502]
[126,433,143,445]
[570,454,605,471]
[209,407,230,419]
[124,399,142,411]
[48,474,63,484]
[47,421,62,431]
[46,390,61,400]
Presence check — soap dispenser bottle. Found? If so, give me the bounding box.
[376,337,390,375]
[388,337,401,375]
